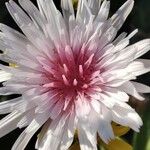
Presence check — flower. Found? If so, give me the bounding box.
[0,0,150,149]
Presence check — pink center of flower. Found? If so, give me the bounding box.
[42,45,102,101]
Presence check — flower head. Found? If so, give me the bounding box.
[0,0,150,149]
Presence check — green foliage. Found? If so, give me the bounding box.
[133,100,150,150]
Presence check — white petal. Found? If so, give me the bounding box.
[95,0,110,22]
[100,93,116,108]
[42,0,69,47]
[18,0,46,31]
[99,25,118,47]
[131,81,150,93]
[76,0,92,24]
[137,59,150,68]
[114,38,129,53]
[37,0,46,18]
[0,23,28,44]
[134,39,150,59]
[112,102,143,132]
[105,87,129,102]
[106,68,133,80]
[97,106,114,143]
[106,79,128,87]
[35,120,51,149]
[96,44,115,60]
[6,0,32,27]
[60,111,76,150]
[61,0,75,24]
[110,0,134,30]
[113,32,127,45]
[99,45,136,69]
[126,29,138,40]
[38,114,69,150]
[88,0,101,15]
[17,108,35,128]
[0,111,24,138]
[6,1,52,53]
[97,117,114,144]
[124,39,150,60]
[91,99,101,114]
[78,125,97,150]
[0,70,12,82]
[12,111,50,150]
[0,97,22,114]
[118,81,145,100]
[127,60,150,76]
[0,87,14,95]
[78,110,103,149]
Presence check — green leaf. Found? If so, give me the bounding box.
[133,101,150,150]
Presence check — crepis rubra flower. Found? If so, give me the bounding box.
[0,0,150,150]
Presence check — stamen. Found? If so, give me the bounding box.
[91,70,101,79]
[84,53,94,69]
[62,74,69,86]
[73,79,78,86]
[82,84,88,89]
[63,64,69,74]
[78,44,86,61]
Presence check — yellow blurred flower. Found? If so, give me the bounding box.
[72,0,78,9]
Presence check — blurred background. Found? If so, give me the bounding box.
[0,0,150,149]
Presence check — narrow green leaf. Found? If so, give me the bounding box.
[133,100,150,150]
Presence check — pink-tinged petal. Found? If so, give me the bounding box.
[49,99,64,120]
[75,94,91,120]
